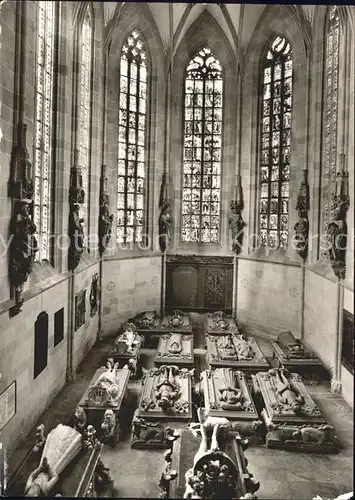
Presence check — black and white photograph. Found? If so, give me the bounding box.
[0,1,353,498]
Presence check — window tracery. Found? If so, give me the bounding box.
[33,1,55,261]
[259,36,292,249]
[323,6,340,231]
[78,8,92,244]
[181,47,223,244]
[117,30,147,244]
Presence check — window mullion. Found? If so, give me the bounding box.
[200,77,206,243]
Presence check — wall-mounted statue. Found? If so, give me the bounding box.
[326,158,349,280]
[68,151,85,271]
[294,169,310,260]
[159,172,172,252]
[9,200,38,315]
[159,202,172,252]
[90,273,100,317]
[228,175,245,255]
[99,165,113,255]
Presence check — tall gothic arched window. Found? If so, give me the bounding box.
[117,30,147,244]
[181,48,223,244]
[259,36,292,249]
[78,7,92,244]
[33,1,56,261]
[322,6,340,232]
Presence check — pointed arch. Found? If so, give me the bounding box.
[309,5,354,270]
[33,1,59,262]
[242,4,308,260]
[171,9,238,252]
[105,3,165,254]
[258,35,293,249]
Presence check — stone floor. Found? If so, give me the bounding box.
[6,315,354,499]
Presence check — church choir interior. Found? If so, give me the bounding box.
[0,2,354,499]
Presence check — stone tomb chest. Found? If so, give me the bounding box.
[78,366,130,445]
[107,322,143,372]
[130,310,192,347]
[271,331,325,378]
[201,368,263,443]
[154,333,194,368]
[204,311,239,336]
[136,365,193,421]
[206,333,269,373]
[252,368,339,453]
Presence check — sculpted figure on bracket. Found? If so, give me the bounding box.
[9,200,38,314]
[99,165,113,255]
[68,151,85,271]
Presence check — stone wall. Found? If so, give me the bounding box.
[102,255,162,337]
[236,258,302,338]
[0,280,68,458]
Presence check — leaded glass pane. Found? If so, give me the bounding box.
[258,36,292,249]
[117,30,147,244]
[34,1,55,261]
[78,10,92,245]
[181,48,223,243]
[323,7,340,231]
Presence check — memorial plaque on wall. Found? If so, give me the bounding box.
[75,290,86,331]
[0,381,16,431]
[34,312,49,379]
[166,255,233,312]
[341,310,354,375]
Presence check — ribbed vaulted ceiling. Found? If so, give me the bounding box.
[103,3,315,53]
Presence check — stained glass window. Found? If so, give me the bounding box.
[259,36,292,249]
[181,48,223,243]
[78,9,92,244]
[117,30,147,244]
[34,1,55,261]
[323,6,340,231]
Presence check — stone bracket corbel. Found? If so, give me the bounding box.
[8,123,38,317]
[158,172,172,252]
[294,168,310,261]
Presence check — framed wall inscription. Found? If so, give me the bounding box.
[0,381,16,431]
[75,290,86,331]
[341,309,354,375]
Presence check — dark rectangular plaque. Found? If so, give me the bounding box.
[342,310,354,375]
[54,308,64,347]
[34,312,49,379]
